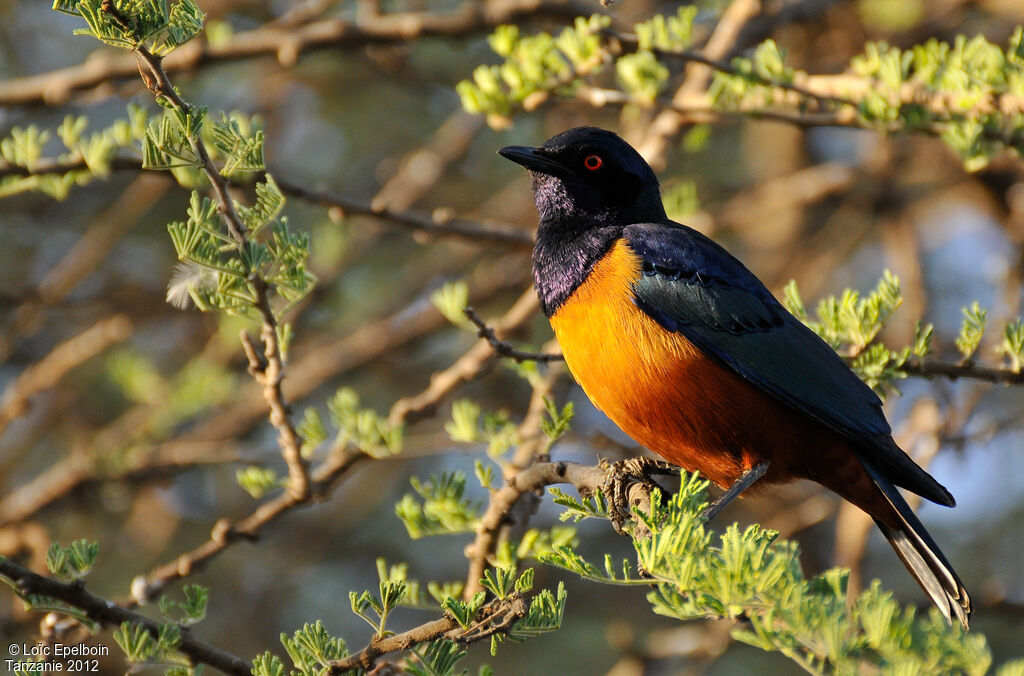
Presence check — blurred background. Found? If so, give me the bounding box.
[1,0,1023,673]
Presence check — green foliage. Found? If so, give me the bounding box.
[549,486,611,522]
[45,539,99,582]
[443,592,487,630]
[634,6,698,52]
[711,39,797,107]
[210,113,265,176]
[997,660,1024,676]
[431,280,471,328]
[396,472,481,538]
[406,640,469,676]
[251,652,287,676]
[495,581,567,655]
[480,565,532,600]
[279,621,349,675]
[616,50,669,103]
[474,459,496,489]
[52,0,320,327]
[456,16,610,123]
[717,28,1024,170]
[661,179,700,222]
[112,621,193,673]
[784,272,918,394]
[0,107,144,199]
[349,559,417,637]
[297,406,328,458]
[801,270,903,352]
[445,399,517,458]
[1,125,49,172]
[157,584,208,626]
[997,318,1024,372]
[458,7,1024,168]
[545,470,992,675]
[956,302,989,360]
[55,0,205,56]
[539,397,573,445]
[324,387,403,457]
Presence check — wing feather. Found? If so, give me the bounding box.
[625,223,890,442]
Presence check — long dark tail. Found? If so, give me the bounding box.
[861,458,972,628]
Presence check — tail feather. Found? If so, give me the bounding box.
[861,458,971,628]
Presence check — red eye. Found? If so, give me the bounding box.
[583,154,603,170]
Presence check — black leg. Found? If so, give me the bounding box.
[700,460,770,522]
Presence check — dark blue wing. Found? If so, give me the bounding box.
[624,222,891,442]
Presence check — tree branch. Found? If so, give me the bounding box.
[328,593,528,673]
[901,356,1024,385]
[0,0,585,106]
[0,315,132,438]
[0,158,534,249]
[462,306,563,364]
[0,557,252,676]
[388,288,544,427]
[128,38,310,500]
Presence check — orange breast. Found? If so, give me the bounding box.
[549,240,828,490]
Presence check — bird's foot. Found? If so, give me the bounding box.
[598,457,677,536]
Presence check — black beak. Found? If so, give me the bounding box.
[498,145,567,176]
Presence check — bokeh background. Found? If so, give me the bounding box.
[1,0,1023,673]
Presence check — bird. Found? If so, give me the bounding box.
[498,126,971,628]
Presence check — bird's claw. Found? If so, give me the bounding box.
[598,457,675,535]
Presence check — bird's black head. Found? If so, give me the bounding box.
[499,127,666,227]
[499,127,667,317]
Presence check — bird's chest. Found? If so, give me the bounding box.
[547,241,775,485]
[549,243,707,439]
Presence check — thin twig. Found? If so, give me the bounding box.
[0,159,534,249]
[901,357,1024,385]
[129,445,364,604]
[462,306,563,363]
[389,288,544,427]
